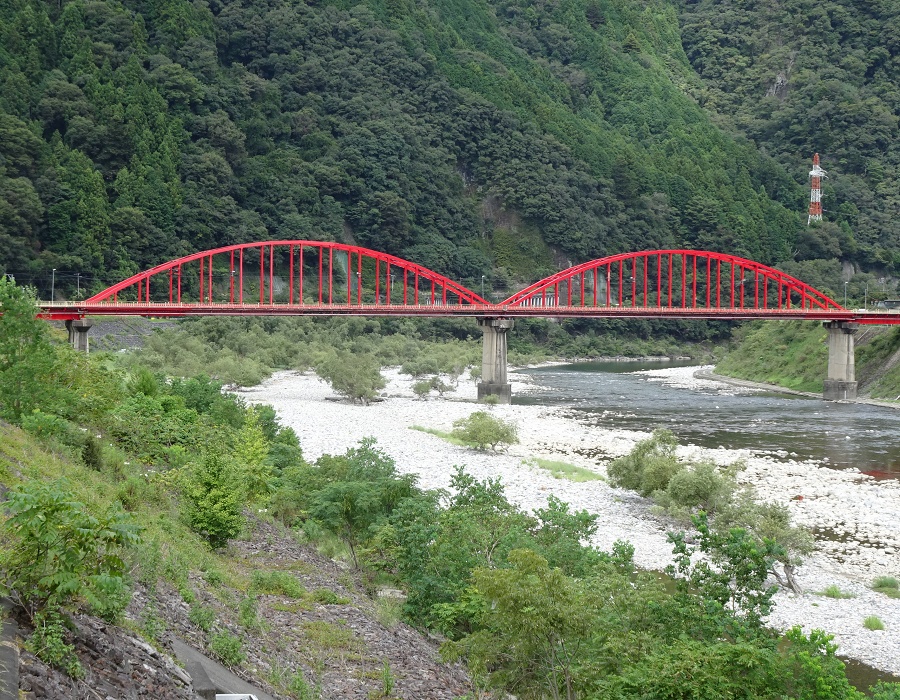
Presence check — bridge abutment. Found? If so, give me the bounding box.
[477,317,514,404]
[823,321,858,400]
[65,319,93,353]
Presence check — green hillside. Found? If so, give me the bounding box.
[677,0,900,271]
[1,0,810,301]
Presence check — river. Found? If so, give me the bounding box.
[516,360,900,478]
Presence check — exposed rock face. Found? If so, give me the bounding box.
[17,612,200,699]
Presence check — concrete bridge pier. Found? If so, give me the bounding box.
[823,321,858,400]
[65,319,93,353]
[477,317,514,404]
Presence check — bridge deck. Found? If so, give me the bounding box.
[37,302,900,324]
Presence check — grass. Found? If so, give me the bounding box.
[715,320,827,393]
[374,597,404,629]
[250,570,307,598]
[301,620,359,653]
[863,615,885,631]
[525,457,605,482]
[872,576,900,598]
[409,425,469,446]
[817,584,856,599]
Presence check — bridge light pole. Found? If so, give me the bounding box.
[51,268,56,301]
[844,281,848,308]
[481,275,486,300]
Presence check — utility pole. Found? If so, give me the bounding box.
[808,153,826,224]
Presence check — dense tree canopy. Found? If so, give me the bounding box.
[0,0,828,302]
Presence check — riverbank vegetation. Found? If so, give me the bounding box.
[608,429,814,593]
[717,320,900,398]
[3,279,900,697]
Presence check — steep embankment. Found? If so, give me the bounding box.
[0,422,469,699]
[716,320,900,399]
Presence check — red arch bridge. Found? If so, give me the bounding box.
[37,242,900,402]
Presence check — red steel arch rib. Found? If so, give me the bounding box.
[85,241,488,311]
[498,250,844,313]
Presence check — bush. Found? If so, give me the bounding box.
[873,576,899,590]
[26,610,83,678]
[818,585,855,599]
[311,588,350,605]
[658,461,735,514]
[451,411,518,451]
[209,631,246,666]
[82,435,104,470]
[188,605,216,631]
[607,430,681,496]
[21,410,85,448]
[413,380,432,399]
[1,480,140,619]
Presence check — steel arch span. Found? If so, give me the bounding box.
[68,241,489,316]
[38,245,900,323]
[499,250,843,314]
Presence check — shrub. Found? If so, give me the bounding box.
[209,631,246,666]
[81,435,104,470]
[26,610,83,678]
[451,411,518,451]
[863,615,885,631]
[181,452,245,549]
[607,429,681,496]
[659,461,735,513]
[871,681,900,699]
[311,588,350,605]
[21,410,84,448]
[413,380,432,399]
[0,480,140,619]
[188,604,216,632]
[873,576,899,590]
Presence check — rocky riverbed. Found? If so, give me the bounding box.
[239,365,900,677]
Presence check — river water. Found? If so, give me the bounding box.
[516,360,900,478]
[516,360,900,691]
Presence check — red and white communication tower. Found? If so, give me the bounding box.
[808,152,826,224]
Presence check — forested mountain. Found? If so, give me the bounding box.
[0,0,893,299]
[677,0,900,271]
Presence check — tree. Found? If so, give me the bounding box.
[442,549,595,700]
[0,277,60,422]
[310,481,383,567]
[233,408,273,500]
[451,411,518,451]
[668,513,781,638]
[317,351,385,404]
[182,452,245,548]
[715,494,814,594]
